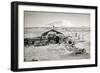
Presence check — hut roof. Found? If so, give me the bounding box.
[42,29,63,36]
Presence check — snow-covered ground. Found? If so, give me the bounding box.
[24,43,90,62]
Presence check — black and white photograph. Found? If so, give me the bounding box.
[11,1,97,71]
[24,11,90,62]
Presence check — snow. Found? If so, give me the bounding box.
[24,43,90,62]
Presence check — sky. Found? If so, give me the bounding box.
[24,11,90,28]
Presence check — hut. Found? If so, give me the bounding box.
[41,29,65,44]
[24,28,65,46]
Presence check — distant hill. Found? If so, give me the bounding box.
[24,27,90,34]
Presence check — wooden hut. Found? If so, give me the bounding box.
[41,29,65,44]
